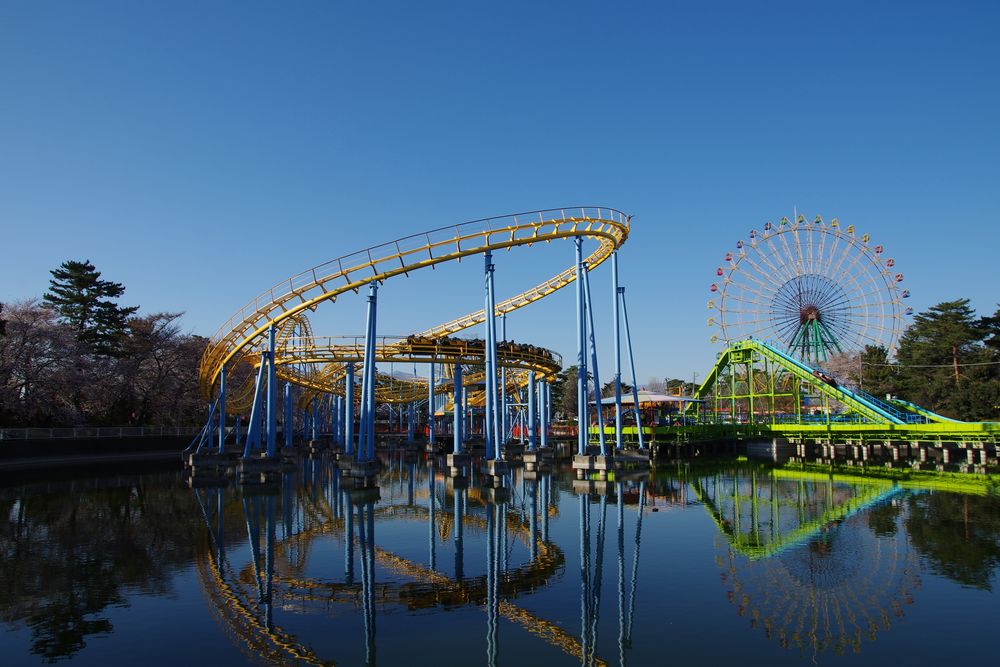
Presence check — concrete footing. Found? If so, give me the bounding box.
[483,459,510,478]
[237,457,282,485]
[572,454,615,479]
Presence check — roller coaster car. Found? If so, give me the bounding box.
[812,370,838,387]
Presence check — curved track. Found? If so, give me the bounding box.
[200,207,630,402]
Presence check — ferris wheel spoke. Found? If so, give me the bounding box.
[727,259,782,297]
[736,252,790,292]
[750,235,798,285]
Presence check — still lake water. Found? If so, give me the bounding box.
[2,454,999,666]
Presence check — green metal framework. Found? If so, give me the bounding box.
[679,339,1000,443]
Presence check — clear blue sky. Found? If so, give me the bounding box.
[2,1,997,385]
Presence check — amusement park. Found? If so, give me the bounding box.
[3,2,1000,666]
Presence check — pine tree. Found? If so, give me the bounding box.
[43,260,139,356]
[895,299,987,418]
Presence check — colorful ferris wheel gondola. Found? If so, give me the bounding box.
[708,215,911,365]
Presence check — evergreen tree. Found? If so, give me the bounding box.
[895,299,989,419]
[859,345,896,399]
[43,260,138,356]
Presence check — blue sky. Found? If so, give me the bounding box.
[2,1,997,384]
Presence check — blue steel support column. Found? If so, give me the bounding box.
[360,282,379,462]
[612,251,623,451]
[266,324,277,457]
[310,398,318,441]
[527,369,537,451]
[283,383,292,450]
[242,354,268,458]
[539,379,548,449]
[500,313,507,445]
[345,363,355,454]
[453,363,463,454]
[583,265,607,455]
[483,248,497,459]
[218,365,227,453]
[357,354,369,460]
[620,288,645,449]
[575,238,588,456]
[428,363,435,446]
[463,386,470,440]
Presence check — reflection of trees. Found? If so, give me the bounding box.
[867,498,901,538]
[905,493,1000,591]
[0,475,217,661]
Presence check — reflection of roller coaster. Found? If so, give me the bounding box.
[192,464,633,666]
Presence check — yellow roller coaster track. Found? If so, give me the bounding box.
[199,207,630,402]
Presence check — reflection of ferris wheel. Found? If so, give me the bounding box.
[708,215,912,365]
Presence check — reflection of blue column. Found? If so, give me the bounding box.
[345,493,355,584]
[541,474,550,542]
[579,494,590,661]
[454,488,464,581]
[264,494,276,630]
[408,460,415,505]
[528,478,538,562]
[626,480,645,642]
[617,481,626,664]
[486,502,499,667]
[428,464,436,570]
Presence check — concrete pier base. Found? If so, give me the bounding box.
[572,454,615,479]
[237,457,281,485]
[483,459,510,478]
[572,478,616,496]
[344,459,382,478]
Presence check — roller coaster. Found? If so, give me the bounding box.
[675,339,1000,445]
[188,207,646,468]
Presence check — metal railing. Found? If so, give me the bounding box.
[0,426,202,441]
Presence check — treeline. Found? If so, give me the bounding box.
[825,299,1000,422]
[0,261,206,427]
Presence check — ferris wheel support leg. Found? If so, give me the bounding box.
[345,362,355,456]
[266,324,278,458]
[527,369,536,451]
[217,365,226,454]
[612,251,623,452]
[620,288,644,450]
[576,237,589,456]
[453,363,464,454]
[583,263,607,456]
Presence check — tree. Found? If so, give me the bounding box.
[601,380,634,398]
[895,300,997,420]
[43,260,138,357]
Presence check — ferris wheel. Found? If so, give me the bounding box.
[708,215,912,365]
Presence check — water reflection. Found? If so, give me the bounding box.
[674,464,920,656]
[3,458,1000,664]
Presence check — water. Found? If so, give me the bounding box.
[2,455,999,665]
